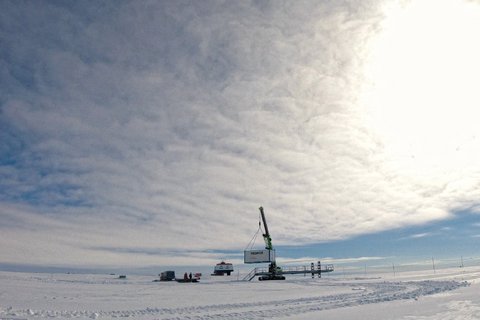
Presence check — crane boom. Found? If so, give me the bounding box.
[259,206,273,250]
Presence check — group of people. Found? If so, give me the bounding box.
[183,272,193,281]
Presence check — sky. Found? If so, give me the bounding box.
[1,0,480,273]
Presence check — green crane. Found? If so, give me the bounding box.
[258,206,285,280]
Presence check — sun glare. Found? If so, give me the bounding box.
[362,0,480,175]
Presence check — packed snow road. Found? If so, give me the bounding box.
[0,270,473,319]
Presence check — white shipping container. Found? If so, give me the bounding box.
[244,249,275,263]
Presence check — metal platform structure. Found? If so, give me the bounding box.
[243,261,334,281]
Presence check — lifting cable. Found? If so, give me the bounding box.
[244,213,262,250]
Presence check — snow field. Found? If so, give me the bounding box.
[0,267,478,320]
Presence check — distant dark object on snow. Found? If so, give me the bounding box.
[159,271,176,281]
[175,278,198,283]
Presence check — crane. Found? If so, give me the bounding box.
[258,206,285,281]
[243,207,334,281]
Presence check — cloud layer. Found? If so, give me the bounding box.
[1,0,480,267]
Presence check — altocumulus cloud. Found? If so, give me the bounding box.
[1,0,480,268]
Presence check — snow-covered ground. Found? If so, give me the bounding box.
[1,266,479,319]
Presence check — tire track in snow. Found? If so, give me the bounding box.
[158,281,467,320]
[1,280,468,319]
